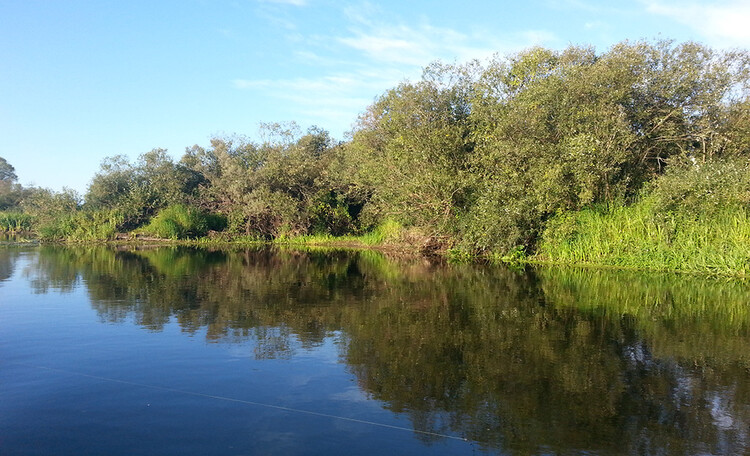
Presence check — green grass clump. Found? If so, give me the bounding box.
[537,158,750,276]
[0,212,33,232]
[537,202,750,276]
[139,205,227,240]
[274,219,404,247]
[358,219,403,245]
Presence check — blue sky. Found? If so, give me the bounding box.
[1,0,748,194]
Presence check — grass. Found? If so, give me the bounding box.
[536,201,750,276]
[0,211,33,232]
[274,219,405,248]
[137,205,227,240]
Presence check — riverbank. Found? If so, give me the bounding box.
[5,199,749,278]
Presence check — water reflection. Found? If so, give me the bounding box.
[18,246,750,454]
[0,247,20,285]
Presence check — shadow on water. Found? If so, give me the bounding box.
[19,245,750,455]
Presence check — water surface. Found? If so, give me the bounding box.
[1,246,749,455]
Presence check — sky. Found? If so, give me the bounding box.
[1,0,749,194]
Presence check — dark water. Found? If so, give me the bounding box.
[1,246,749,455]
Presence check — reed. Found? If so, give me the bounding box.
[0,212,33,232]
[139,205,227,240]
[274,219,404,247]
[537,202,750,276]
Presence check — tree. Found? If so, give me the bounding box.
[462,40,750,253]
[0,156,23,210]
[0,157,17,183]
[346,61,477,236]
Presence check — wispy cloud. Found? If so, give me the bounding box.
[232,71,399,134]
[257,0,307,6]
[643,0,750,47]
[232,2,559,135]
[336,10,556,68]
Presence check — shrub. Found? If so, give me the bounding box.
[645,156,750,217]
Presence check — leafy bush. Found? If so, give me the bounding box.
[645,156,750,217]
[309,191,355,236]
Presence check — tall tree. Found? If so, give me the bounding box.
[347,61,477,235]
[0,156,22,210]
[0,156,17,183]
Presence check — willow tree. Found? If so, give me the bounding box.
[346,61,478,237]
[181,124,351,237]
[462,40,750,253]
[0,156,22,210]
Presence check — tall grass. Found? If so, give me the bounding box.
[36,210,123,241]
[537,202,750,276]
[139,205,227,240]
[537,157,750,276]
[0,212,33,232]
[274,219,404,247]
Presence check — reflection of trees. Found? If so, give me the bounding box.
[23,246,82,293]
[27,246,750,454]
[0,247,20,285]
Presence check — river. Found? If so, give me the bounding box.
[1,245,749,455]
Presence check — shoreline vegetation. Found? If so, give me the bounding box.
[2,39,750,277]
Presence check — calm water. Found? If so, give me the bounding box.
[1,246,749,455]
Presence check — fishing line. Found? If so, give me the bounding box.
[12,362,468,442]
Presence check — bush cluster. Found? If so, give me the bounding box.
[1,39,749,268]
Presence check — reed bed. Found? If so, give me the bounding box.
[537,202,750,276]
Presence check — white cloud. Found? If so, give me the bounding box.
[232,4,560,136]
[336,18,550,68]
[258,0,307,6]
[643,1,750,47]
[232,71,397,135]
[335,2,563,69]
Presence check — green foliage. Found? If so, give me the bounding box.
[31,209,123,242]
[0,211,33,232]
[21,187,82,240]
[10,40,750,272]
[85,149,204,229]
[538,195,750,276]
[139,204,227,240]
[180,125,362,239]
[0,156,17,183]
[309,190,354,236]
[646,156,750,217]
[358,219,403,245]
[67,210,124,241]
[538,156,750,274]
[0,156,26,211]
[346,61,477,234]
[458,40,750,255]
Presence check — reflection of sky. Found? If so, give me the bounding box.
[1,267,474,455]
